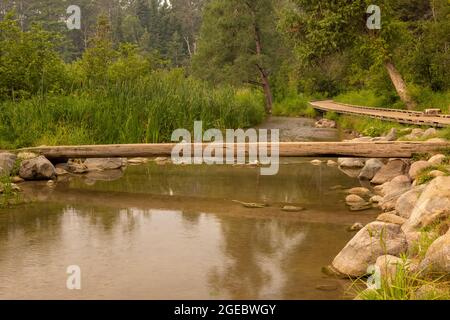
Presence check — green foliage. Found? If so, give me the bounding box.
[0,13,67,100]
[334,90,393,108]
[415,165,449,185]
[336,115,405,137]
[272,94,314,117]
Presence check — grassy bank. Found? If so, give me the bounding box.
[272,94,317,118]
[0,71,265,149]
[335,89,450,112]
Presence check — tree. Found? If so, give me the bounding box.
[280,0,419,110]
[193,0,280,113]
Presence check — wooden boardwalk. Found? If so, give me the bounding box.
[310,100,450,128]
[20,141,450,159]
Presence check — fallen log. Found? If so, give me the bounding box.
[18,141,450,159]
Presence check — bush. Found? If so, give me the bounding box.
[272,94,315,117]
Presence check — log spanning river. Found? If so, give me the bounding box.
[0,118,378,299]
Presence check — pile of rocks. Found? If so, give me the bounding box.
[330,149,450,288]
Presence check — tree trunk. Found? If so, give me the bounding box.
[384,61,416,110]
[254,25,273,114]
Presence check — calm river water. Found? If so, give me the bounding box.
[0,158,377,300]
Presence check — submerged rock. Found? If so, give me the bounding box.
[315,119,337,128]
[347,187,372,198]
[331,222,407,277]
[19,156,56,180]
[84,158,125,171]
[348,222,364,232]
[338,158,365,168]
[282,205,305,212]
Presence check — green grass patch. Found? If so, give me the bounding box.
[415,165,449,185]
[334,90,392,108]
[333,114,408,137]
[272,94,317,118]
[0,70,266,148]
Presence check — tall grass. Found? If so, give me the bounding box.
[0,70,265,148]
[272,93,317,117]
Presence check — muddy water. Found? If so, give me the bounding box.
[0,160,378,300]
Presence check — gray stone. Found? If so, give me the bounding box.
[395,185,425,219]
[371,159,409,185]
[375,255,404,281]
[19,156,56,180]
[359,159,384,180]
[84,158,125,171]
[402,176,450,231]
[0,152,17,176]
[428,154,446,166]
[338,158,365,168]
[377,212,406,225]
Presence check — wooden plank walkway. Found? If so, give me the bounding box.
[310,100,450,128]
[20,141,450,159]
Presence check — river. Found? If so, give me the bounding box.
[0,117,377,299]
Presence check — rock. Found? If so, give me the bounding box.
[412,128,425,136]
[428,154,446,166]
[331,222,408,277]
[381,175,411,196]
[16,152,38,160]
[382,128,398,141]
[349,203,373,212]
[67,160,88,174]
[338,158,365,168]
[338,167,362,178]
[422,128,437,139]
[232,200,267,209]
[414,284,449,300]
[84,158,124,171]
[46,180,55,187]
[403,177,450,231]
[359,159,384,180]
[348,187,372,198]
[55,167,68,176]
[327,160,337,166]
[0,152,17,176]
[310,159,322,165]
[429,170,446,178]
[155,157,172,165]
[377,212,406,225]
[11,176,24,183]
[409,161,432,179]
[315,119,337,128]
[375,255,403,281]
[395,185,425,219]
[348,222,364,232]
[127,157,149,165]
[345,194,366,205]
[370,195,383,203]
[419,232,450,275]
[19,156,56,180]
[371,159,409,185]
[281,205,305,212]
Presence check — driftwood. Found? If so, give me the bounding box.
[19,141,450,159]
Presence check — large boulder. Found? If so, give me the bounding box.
[395,185,426,219]
[331,222,408,277]
[84,158,125,171]
[402,177,450,232]
[371,159,409,185]
[422,128,437,139]
[419,231,450,275]
[19,156,56,180]
[359,159,384,180]
[0,152,17,176]
[378,176,412,211]
[409,161,432,180]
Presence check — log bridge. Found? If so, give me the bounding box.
[19,141,450,159]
